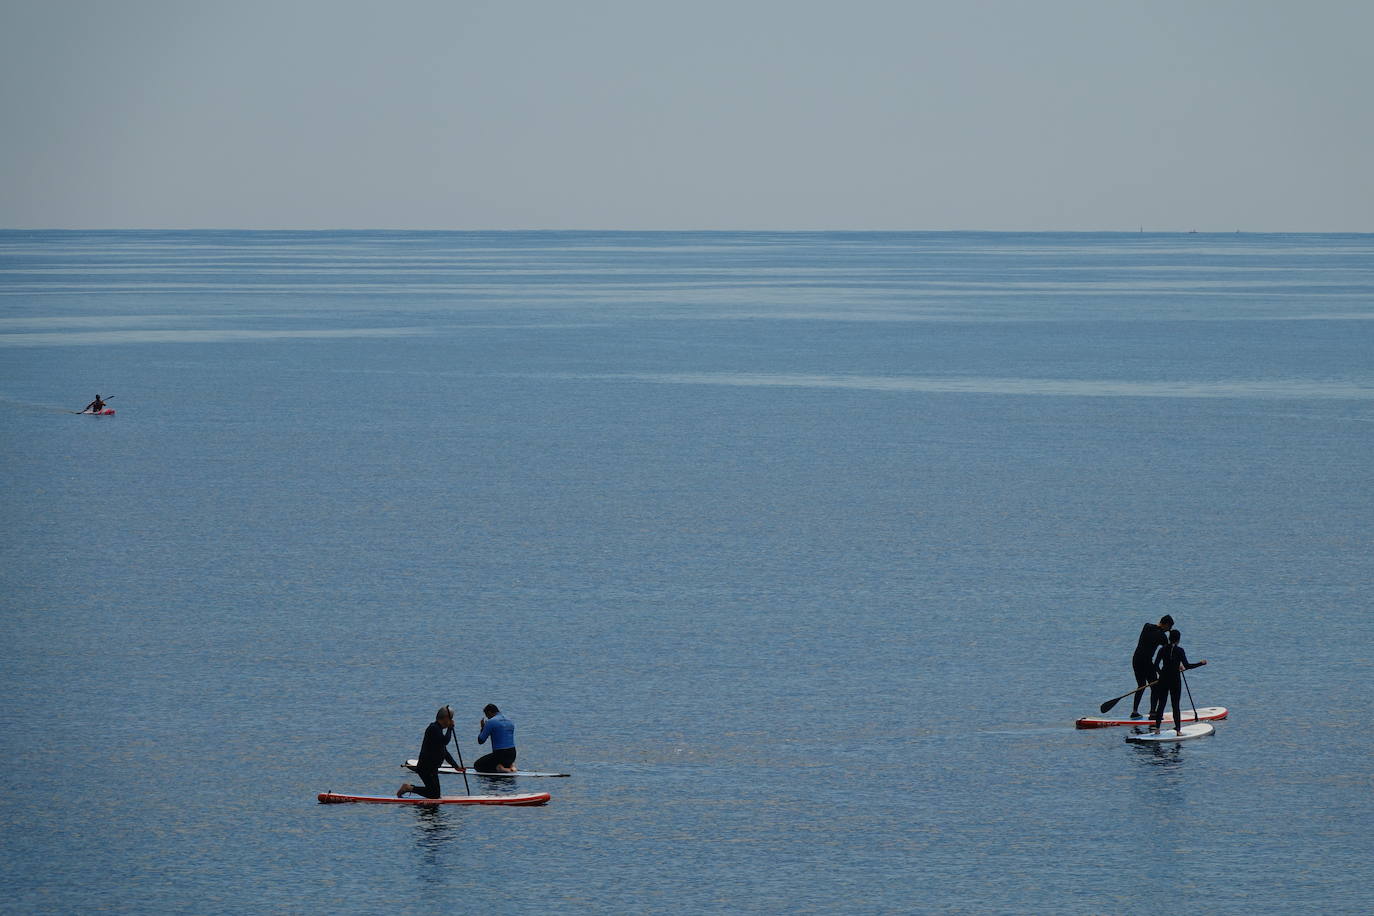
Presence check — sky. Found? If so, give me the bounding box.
[1,0,1371,231]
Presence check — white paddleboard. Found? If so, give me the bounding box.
[1125,722,1215,743]
[403,759,570,777]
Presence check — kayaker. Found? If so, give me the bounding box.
[398,705,462,799]
[474,704,517,773]
[1129,614,1173,718]
[84,394,107,413]
[1149,629,1208,733]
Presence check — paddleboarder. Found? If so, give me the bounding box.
[1129,614,1174,718]
[397,705,462,799]
[1149,629,1208,733]
[474,704,517,773]
[83,394,108,414]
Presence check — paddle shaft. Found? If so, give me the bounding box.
[1181,668,1199,720]
[451,728,471,795]
[1100,678,1161,715]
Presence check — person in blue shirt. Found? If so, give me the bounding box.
[474,704,517,773]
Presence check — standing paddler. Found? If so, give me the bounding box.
[1149,629,1208,733]
[1129,614,1173,718]
[398,705,462,799]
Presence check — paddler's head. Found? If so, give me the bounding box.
[436,704,454,725]
[483,704,500,718]
[1159,615,1174,629]
[1168,629,1182,644]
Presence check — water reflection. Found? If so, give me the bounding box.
[410,806,459,875]
[1132,739,1186,769]
[1123,730,1193,903]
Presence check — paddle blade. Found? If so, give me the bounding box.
[1099,677,1155,715]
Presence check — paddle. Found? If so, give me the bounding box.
[1181,668,1199,724]
[80,395,114,413]
[450,723,471,796]
[1099,677,1161,715]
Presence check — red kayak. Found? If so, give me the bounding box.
[1076,706,1228,729]
[317,791,550,806]
[79,408,115,416]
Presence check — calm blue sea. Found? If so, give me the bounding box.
[1,231,1372,913]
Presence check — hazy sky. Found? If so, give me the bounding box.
[2,0,1371,230]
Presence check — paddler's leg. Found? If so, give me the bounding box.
[474,748,517,772]
[1168,683,1183,733]
[1130,657,1153,717]
[1148,682,1165,730]
[399,769,442,799]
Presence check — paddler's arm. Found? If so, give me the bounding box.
[477,717,491,745]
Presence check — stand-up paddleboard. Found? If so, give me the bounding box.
[1077,706,1227,729]
[1124,722,1215,743]
[318,791,550,806]
[403,759,570,778]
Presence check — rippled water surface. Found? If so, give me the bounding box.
[2,231,1372,913]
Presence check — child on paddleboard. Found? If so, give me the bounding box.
[1149,630,1207,733]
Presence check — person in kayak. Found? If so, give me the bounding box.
[397,705,462,799]
[83,394,107,413]
[1129,614,1174,718]
[1149,629,1208,733]
[474,704,517,773]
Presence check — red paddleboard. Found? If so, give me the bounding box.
[80,408,115,416]
[1076,705,1227,729]
[317,791,550,806]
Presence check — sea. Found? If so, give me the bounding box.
[1,230,1371,914]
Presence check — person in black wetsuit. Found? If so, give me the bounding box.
[1149,629,1208,733]
[397,705,461,799]
[1130,615,1174,718]
[84,394,107,413]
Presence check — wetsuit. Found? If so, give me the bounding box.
[1150,644,1205,732]
[474,713,516,771]
[410,721,460,798]
[1131,623,1170,715]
